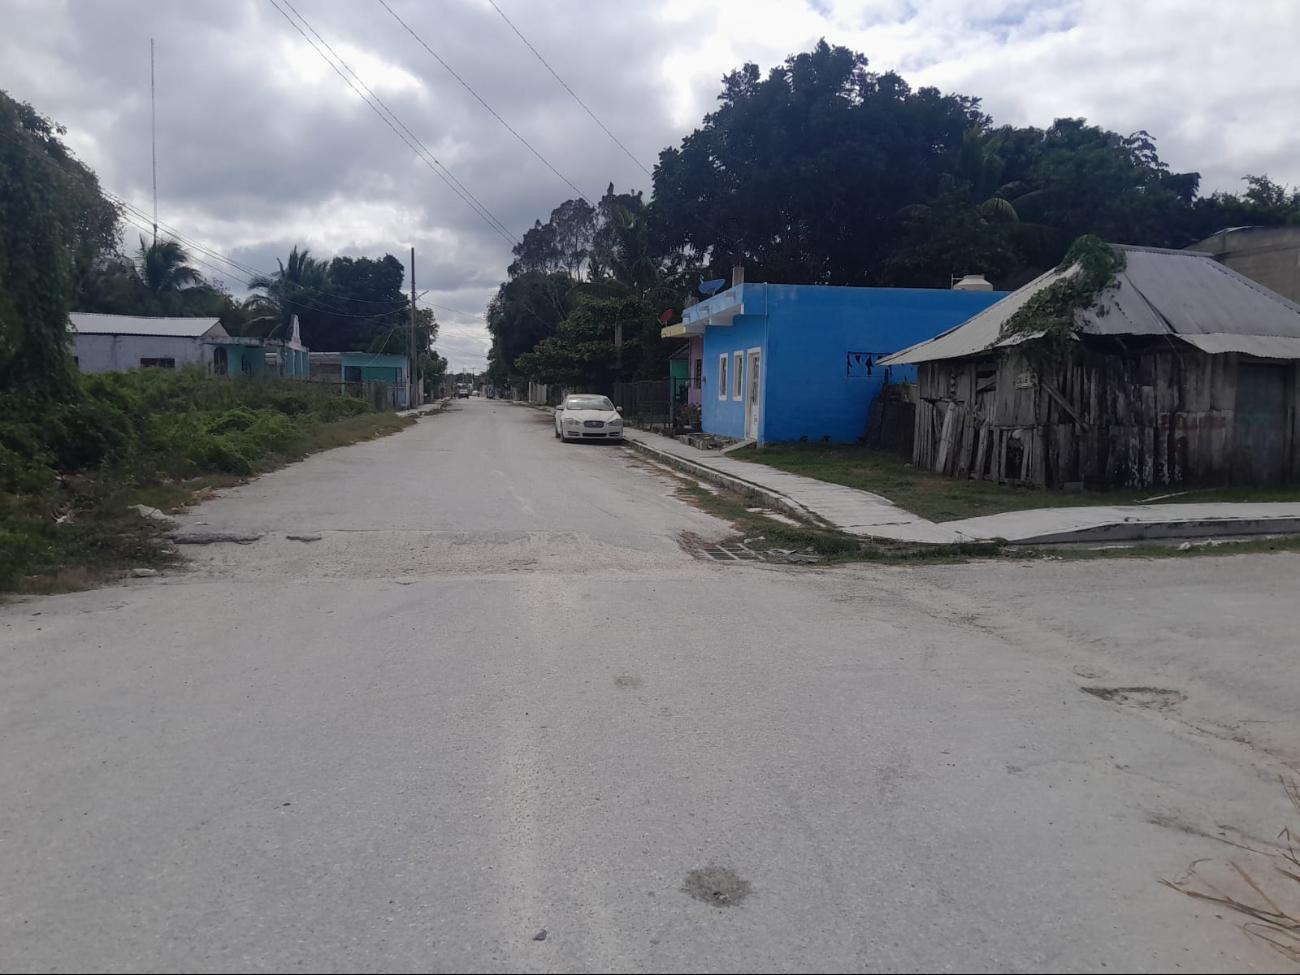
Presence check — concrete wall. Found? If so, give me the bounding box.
[71,334,208,373]
[702,313,768,440]
[700,285,1004,443]
[1187,226,1300,302]
[270,347,310,378]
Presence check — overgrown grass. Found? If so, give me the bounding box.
[737,443,1300,523]
[1,369,412,593]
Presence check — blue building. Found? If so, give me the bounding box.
[676,280,1007,444]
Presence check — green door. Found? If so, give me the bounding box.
[1232,364,1289,484]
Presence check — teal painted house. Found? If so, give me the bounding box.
[310,351,410,409]
[680,279,1007,444]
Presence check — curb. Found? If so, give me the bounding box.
[621,436,822,525]
[398,398,450,418]
[1007,516,1300,545]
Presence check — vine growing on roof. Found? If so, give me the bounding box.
[998,235,1126,362]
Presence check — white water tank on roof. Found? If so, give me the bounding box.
[952,273,993,291]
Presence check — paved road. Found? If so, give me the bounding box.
[2,399,1297,974]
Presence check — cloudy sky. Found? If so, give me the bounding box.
[5,0,1298,370]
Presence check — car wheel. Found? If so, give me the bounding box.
[554,424,561,439]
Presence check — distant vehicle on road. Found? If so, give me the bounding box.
[456,384,471,399]
[555,394,623,443]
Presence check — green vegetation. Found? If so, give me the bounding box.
[999,235,1126,354]
[0,369,411,593]
[488,186,686,390]
[737,443,1300,523]
[2,89,445,387]
[489,42,1300,389]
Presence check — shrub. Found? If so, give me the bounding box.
[44,399,135,470]
[196,437,254,475]
[0,368,399,590]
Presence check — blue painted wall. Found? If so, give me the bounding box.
[702,313,768,439]
[700,284,1005,443]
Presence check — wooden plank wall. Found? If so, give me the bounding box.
[912,347,1298,488]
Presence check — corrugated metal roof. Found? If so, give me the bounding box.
[1178,334,1300,358]
[880,244,1300,365]
[69,313,226,338]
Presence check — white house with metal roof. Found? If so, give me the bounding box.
[69,313,285,376]
[879,244,1300,488]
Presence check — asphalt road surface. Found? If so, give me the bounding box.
[3,398,1297,974]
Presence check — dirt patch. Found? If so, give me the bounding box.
[682,866,752,907]
[614,674,643,690]
[1081,686,1185,711]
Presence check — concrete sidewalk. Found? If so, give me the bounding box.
[622,429,972,543]
[622,428,1300,545]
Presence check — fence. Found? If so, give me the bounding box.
[301,377,405,411]
[612,380,671,432]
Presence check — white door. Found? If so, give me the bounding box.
[745,349,761,440]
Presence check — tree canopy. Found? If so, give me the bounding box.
[489,40,1300,388]
[1,90,120,402]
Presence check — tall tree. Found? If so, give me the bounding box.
[0,91,120,402]
[652,40,987,284]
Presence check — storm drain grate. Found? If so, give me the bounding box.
[698,541,765,562]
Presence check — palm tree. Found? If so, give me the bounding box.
[243,246,329,337]
[134,236,204,293]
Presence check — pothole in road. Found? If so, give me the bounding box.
[682,866,752,907]
[1081,686,1185,711]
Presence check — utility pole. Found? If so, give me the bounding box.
[409,246,418,407]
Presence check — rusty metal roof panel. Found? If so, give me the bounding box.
[881,244,1300,365]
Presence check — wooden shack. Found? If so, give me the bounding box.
[879,245,1300,488]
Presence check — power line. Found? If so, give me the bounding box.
[4,126,473,331]
[426,300,487,322]
[376,0,594,204]
[277,0,516,244]
[484,0,651,179]
[265,0,519,247]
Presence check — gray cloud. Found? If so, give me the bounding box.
[5,0,1298,370]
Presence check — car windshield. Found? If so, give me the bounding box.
[564,396,614,411]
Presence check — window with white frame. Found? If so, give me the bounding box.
[733,352,744,399]
[717,353,728,400]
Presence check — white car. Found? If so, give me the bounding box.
[555,394,624,443]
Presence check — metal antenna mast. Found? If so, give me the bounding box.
[150,38,158,243]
